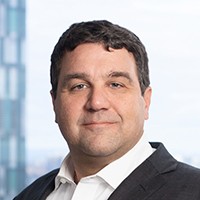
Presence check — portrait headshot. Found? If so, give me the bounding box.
[13,20,200,200]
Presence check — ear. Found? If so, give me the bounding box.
[50,90,55,107]
[50,90,58,123]
[143,87,152,120]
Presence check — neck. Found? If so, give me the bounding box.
[70,147,134,183]
[71,155,110,183]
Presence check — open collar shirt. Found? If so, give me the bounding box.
[46,134,154,200]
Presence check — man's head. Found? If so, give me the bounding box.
[50,20,150,98]
[50,20,152,170]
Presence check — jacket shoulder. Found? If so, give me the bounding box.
[13,168,59,200]
[175,161,200,181]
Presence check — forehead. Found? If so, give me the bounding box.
[60,43,137,76]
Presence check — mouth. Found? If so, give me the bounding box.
[84,121,115,125]
[82,121,117,128]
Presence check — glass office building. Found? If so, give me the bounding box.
[0,0,26,199]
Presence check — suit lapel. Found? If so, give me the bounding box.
[38,176,56,200]
[38,179,55,200]
[108,143,178,200]
[31,169,58,200]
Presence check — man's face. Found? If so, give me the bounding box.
[52,43,151,161]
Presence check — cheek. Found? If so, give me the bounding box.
[126,102,145,139]
[55,96,85,129]
[55,102,80,144]
[118,96,146,124]
[56,102,76,124]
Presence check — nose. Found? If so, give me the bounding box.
[85,87,110,112]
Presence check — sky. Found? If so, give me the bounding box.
[26,0,200,162]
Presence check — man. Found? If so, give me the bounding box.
[14,20,200,200]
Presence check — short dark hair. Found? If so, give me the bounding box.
[50,20,150,97]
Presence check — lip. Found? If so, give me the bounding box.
[82,122,117,127]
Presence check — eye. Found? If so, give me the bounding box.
[110,82,124,88]
[71,83,88,91]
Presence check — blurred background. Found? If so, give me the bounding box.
[0,0,200,199]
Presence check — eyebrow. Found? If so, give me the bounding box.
[108,71,133,82]
[62,73,90,87]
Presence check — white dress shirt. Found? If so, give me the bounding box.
[46,134,154,200]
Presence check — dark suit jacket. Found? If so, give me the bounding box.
[14,143,200,200]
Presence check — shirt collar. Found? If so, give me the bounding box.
[54,154,75,189]
[96,134,154,189]
[54,134,154,190]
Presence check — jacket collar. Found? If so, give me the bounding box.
[108,142,178,200]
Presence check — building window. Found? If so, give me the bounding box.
[3,37,17,64]
[1,136,8,164]
[18,9,26,37]
[19,0,25,8]
[0,3,6,37]
[20,39,26,65]
[8,8,18,37]
[0,67,6,99]
[9,0,18,7]
[0,38,1,52]
[9,67,18,100]
[0,166,6,197]
[9,135,17,168]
